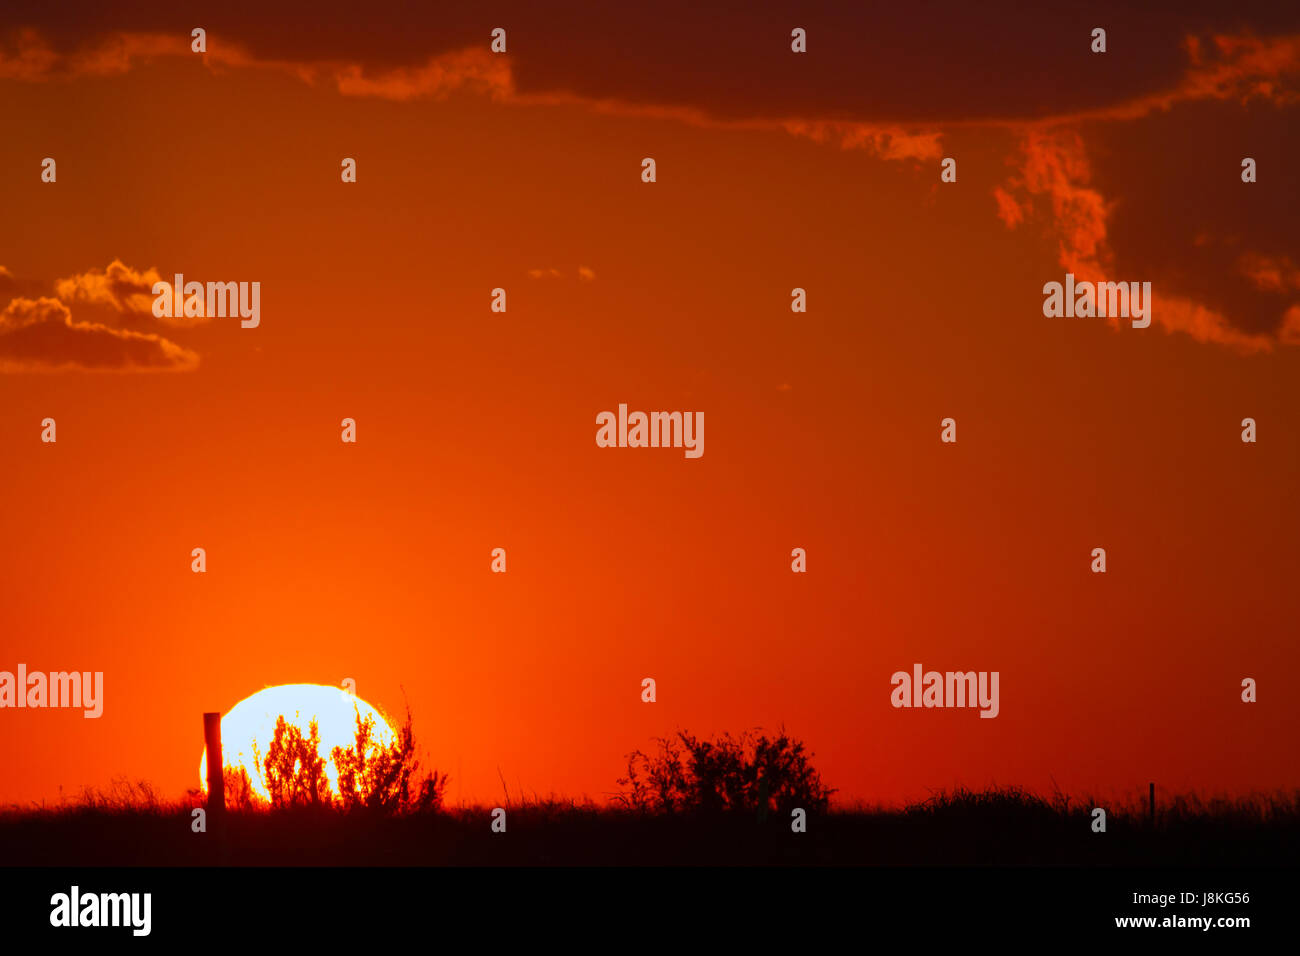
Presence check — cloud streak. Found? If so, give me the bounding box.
[3,15,1297,352]
[54,260,164,317]
[0,261,206,372]
[0,295,199,372]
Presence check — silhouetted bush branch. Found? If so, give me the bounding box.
[617,728,834,817]
[331,703,448,814]
[255,716,332,809]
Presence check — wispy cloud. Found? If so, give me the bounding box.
[0,260,202,371]
[4,21,1297,351]
[0,295,198,372]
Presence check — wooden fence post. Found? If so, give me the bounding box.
[204,712,225,817]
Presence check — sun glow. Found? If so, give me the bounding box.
[199,684,396,801]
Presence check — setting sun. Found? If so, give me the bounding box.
[198,684,396,801]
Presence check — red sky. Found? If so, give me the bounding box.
[2,1,1299,808]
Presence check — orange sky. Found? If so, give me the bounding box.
[2,2,1299,808]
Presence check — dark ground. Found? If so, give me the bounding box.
[4,789,1297,865]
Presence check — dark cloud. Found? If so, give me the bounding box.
[0,295,198,372]
[5,0,1300,122]
[0,265,48,299]
[3,3,1297,351]
[1083,96,1299,343]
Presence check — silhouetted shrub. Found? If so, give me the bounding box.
[331,704,448,815]
[618,728,834,817]
[222,764,257,811]
[256,716,332,809]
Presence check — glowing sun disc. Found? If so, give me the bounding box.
[199,683,396,800]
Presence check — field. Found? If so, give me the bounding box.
[4,784,1296,866]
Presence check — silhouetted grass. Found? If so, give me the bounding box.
[5,725,1294,864]
[2,782,1296,866]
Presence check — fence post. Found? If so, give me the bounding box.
[204,712,225,817]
